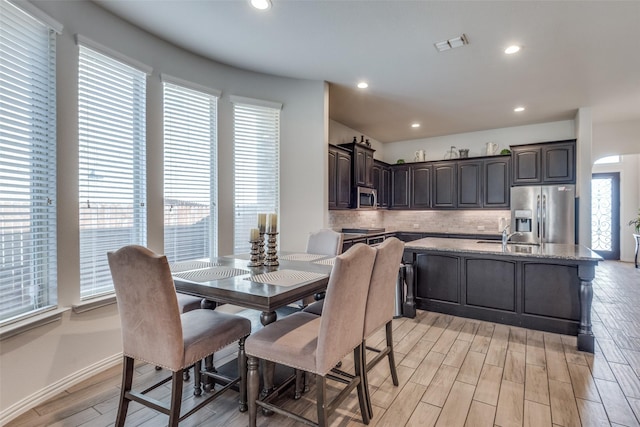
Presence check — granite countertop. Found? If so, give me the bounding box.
[340,230,502,241]
[405,237,602,262]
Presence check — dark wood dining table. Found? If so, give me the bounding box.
[171,252,334,404]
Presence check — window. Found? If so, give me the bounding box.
[78,41,149,299]
[163,78,219,262]
[231,96,281,253]
[0,0,59,322]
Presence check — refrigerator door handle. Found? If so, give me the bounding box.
[536,195,541,239]
[542,194,547,241]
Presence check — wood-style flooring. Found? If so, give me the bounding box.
[6,260,640,427]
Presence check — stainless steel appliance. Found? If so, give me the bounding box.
[355,186,377,210]
[510,185,575,244]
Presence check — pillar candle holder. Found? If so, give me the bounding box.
[259,232,266,264]
[248,239,263,267]
[264,232,279,266]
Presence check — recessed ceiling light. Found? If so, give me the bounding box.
[505,45,521,55]
[357,82,369,89]
[411,123,420,128]
[514,106,525,112]
[250,0,271,10]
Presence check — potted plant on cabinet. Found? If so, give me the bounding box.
[629,209,640,234]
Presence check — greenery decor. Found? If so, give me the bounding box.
[629,209,640,233]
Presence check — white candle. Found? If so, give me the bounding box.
[266,213,277,233]
[250,228,260,241]
[257,213,266,233]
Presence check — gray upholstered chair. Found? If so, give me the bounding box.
[304,228,343,306]
[107,245,251,427]
[302,237,405,419]
[246,243,376,427]
[176,292,203,313]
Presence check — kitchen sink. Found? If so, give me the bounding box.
[476,240,540,246]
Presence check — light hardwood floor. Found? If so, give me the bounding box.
[6,260,640,427]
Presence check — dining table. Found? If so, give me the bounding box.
[170,251,335,407]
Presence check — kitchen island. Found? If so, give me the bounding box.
[404,237,602,352]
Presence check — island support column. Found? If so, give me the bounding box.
[578,264,596,353]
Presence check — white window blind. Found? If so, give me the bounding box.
[163,81,218,262]
[78,44,147,299]
[232,98,280,253]
[0,0,58,322]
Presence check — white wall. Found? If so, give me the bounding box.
[592,154,640,262]
[593,120,640,160]
[329,119,385,159]
[382,120,575,164]
[576,108,593,247]
[1,0,326,419]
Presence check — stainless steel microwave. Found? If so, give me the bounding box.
[356,186,377,209]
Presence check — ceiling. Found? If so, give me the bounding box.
[94,0,640,143]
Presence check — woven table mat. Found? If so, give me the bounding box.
[174,267,249,282]
[170,261,222,273]
[278,253,327,262]
[246,269,328,287]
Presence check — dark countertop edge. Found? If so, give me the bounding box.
[341,231,502,242]
[404,237,602,262]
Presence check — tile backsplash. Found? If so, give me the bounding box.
[328,209,510,235]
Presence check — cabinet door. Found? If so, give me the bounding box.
[372,163,381,205]
[328,149,337,209]
[512,147,542,185]
[336,151,351,208]
[391,166,410,209]
[381,167,391,208]
[484,157,510,208]
[411,164,431,209]
[355,150,366,186]
[432,162,457,208]
[543,142,575,183]
[457,160,482,208]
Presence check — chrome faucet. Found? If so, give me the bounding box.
[502,225,522,248]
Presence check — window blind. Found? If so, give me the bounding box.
[232,99,280,253]
[78,44,147,299]
[0,0,58,322]
[163,81,218,262]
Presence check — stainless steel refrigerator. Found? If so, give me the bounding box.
[510,185,576,244]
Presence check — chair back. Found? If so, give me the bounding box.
[364,237,405,337]
[306,229,343,256]
[316,243,376,373]
[108,245,184,370]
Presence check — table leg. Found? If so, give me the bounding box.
[634,235,639,268]
[259,310,277,415]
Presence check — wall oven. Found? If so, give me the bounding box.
[356,186,377,210]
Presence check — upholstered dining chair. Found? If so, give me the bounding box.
[304,228,344,306]
[107,245,251,427]
[246,243,377,427]
[302,237,405,419]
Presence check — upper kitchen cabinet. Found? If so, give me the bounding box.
[411,164,432,209]
[390,165,410,209]
[339,142,375,188]
[483,157,510,208]
[457,160,482,208]
[328,145,351,210]
[373,160,391,208]
[512,140,575,185]
[432,162,457,208]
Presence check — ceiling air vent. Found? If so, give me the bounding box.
[434,34,469,52]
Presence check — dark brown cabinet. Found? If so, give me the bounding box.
[512,140,575,185]
[339,142,375,188]
[410,164,432,209]
[457,160,482,208]
[328,145,351,209]
[373,160,391,208]
[483,157,510,208]
[391,165,410,209]
[432,162,457,208]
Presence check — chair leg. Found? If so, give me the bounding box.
[115,356,135,427]
[247,356,259,427]
[193,359,202,396]
[183,366,190,381]
[294,369,304,399]
[316,375,328,427]
[360,340,374,420]
[168,371,184,427]
[354,346,370,425]
[238,337,248,412]
[203,353,216,392]
[386,321,399,386]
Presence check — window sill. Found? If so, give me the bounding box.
[72,294,117,314]
[0,307,69,341]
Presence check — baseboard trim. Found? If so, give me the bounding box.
[0,353,122,425]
